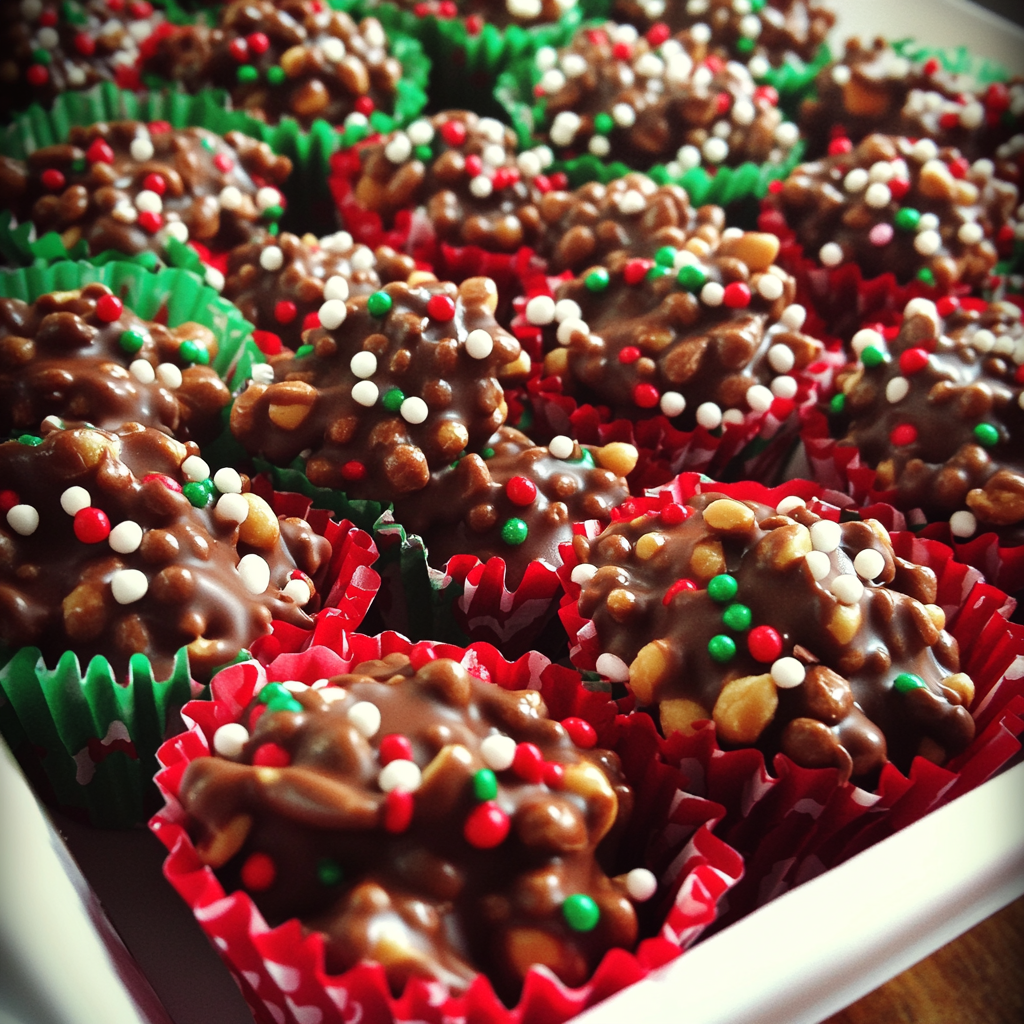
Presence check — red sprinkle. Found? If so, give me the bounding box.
[108,0,125,11]
[137,211,162,233]
[441,120,467,147]
[723,282,752,308]
[228,37,249,62]
[1015,365,1024,384]
[41,168,66,192]
[492,168,510,191]
[246,32,270,55]
[141,473,182,493]
[898,347,930,374]
[704,55,725,73]
[747,625,783,663]
[936,295,960,316]
[464,12,483,34]
[340,460,366,481]
[213,153,234,173]
[39,10,58,25]
[95,294,124,322]
[439,1,458,18]
[827,137,853,156]
[715,91,732,115]
[86,139,115,165]
[408,641,438,671]
[985,82,1010,112]
[74,507,111,544]
[512,742,544,784]
[633,382,660,408]
[890,423,918,446]
[252,743,291,767]
[148,120,172,134]
[533,173,552,193]
[26,64,49,87]
[663,577,697,605]
[618,346,641,364]
[753,85,778,107]
[301,311,321,332]
[770,396,795,420]
[506,475,537,506]
[354,96,375,116]
[274,300,298,324]
[585,28,609,47]
[549,172,568,190]
[426,294,456,321]
[464,154,483,177]
[463,802,510,849]
[74,33,96,57]
[948,156,970,180]
[612,41,632,60]
[888,178,910,200]
[0,490,18,512]
[142,173,166,195]
[240,852,276,891]
[939,111,960,130]
[561,717,596,749]
[646,22,671,46]
[384,790,414,833]
[378,734,414,765]
[882,324,901,341]
[767,178,784,194]
[542,762,565,789]
[248,703,267,730]
[923,57,941,75]
[127,0,153,16]
[623,258,652,285]
[659,503,690,525]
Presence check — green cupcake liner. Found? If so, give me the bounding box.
[762,42,832,115]
[890,37,1013,86]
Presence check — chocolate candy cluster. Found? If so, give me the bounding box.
[0,423,334,678]
[0,120,290,261]
[833,296,1024,543]
[180,652,653,997]
[0,282,230,443]
[570,493,975,780]
[141,0,402,127]
[388,0,580,31]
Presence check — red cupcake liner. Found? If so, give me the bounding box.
[556,475,1024,927]
[327,147,417,253]
[801,405,1024,595]
[151,627,745,1024]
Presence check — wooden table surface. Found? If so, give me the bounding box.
[822,896,1024,1024]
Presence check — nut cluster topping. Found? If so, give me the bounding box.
[229,277,525,500]
[140,0,402,128]
[224,231,418,351]
[523,228,823,427]
[0,424,333,679]
[570,493,975,780]
[532,21,799,171]
[765,133,1021,290]
[799,38,1024,162]
[613,0,835,69]
[834,296,1024,541]
[180,651,651,998]
[353,110,554,253]
[0,283,231,444]
[0,0,164,115]
[0,120,291,263]
[392,426,636,587]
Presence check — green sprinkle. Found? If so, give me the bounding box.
[317,859,343,886]
[71,157,86,172]
[751,0,767,9]
[237,65,259,84]
[295,344,315,359]
[267,65,286,85]
[708,634,737,662]
[737,36,755,53]
[382,387,405,412]
[481,447,495,459]
[367,291,393,317]
[974,422,999,447]
[585,267,610,292]
[562,894,600,932]
[646,265,671,280]
[32,48,51,65]
[501,518,529,545]
[893,672,926,694]
[202,137,216,152]
[594,112,614,135]
[707,574,738,603]
[262,204,284,221]
[894,208,921,232]
[119,328,146,354]
[369,111,392,134]
[414,144,433,161]
[566,448,596,469]
[179,340,207,365]
[17,434,43,446]
[654,245,678,268]
[343,123,369,146]
[917,267,935,285]
[259,682,289,705]
[829,393,846,415]
[473,768,498,802]
[677,264,707,291]
[722,603,752,632]
[182,479,214,509]
[860,345,885,368]
[61,1,88,26]
[267,694,303,713]
[268,222,279,236]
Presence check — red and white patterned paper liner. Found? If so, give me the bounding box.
[150,626,744,1024]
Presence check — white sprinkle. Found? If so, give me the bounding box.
[540,68,567,95]
[854,548,886,580]
[478,118,506,144]
[237,553,271,595]
[517,150,542,177]
[660,391,686,417]
[213,723,249,759]
[318,299,347,330]
[852,328,885,355]
[322,36,346,62]
[129,359,156,384]
[914,230,942,256]
[350,351,377,378]
[481,143,506,169]
[748,53,770,78]
[771,375,797,398]
[805,549,832,581]
[318,686,346,702]
[156,363,182,390]
[570,563,598,588]
[596,652,630,682]
[886,377,910,403]
[738,12,761,37]
[958,222,984,245]
[868,161,894,183]
[7,504,39,536]
[864,182,892,208]
[352,380,379,407]
[218,186,243,210]
[469,174,494,198]
[400,396,428,424]
[722,409,746,427]
[612,102,637,128]
[216,492,250,525]
[282,680,309,693]
[844,168,869,193]
[700,281,725,306]
[323,276,350,303]
[911,138,939,162]
[251,363,274,385]
[557,317,589,346]
[775,122,800,148]
[758,274,784,301]
[214,467,243,494]
[676,144,702,170]
[819,242,844,267]
[465,328,494,359]
[130,137,155,162]
[481,733,517,771]
[776,495,805,516]
[60,486,91,516]
[768,344,795,373]
[256,187,281,211]
[181,456,210,482]
[691,23,711,45]
[703,137,729,163]
[625,868,658,902]
[205,267,225,292]
[959,101,984,129]
[810,519,841,553]
[535,45,557,71]
[549,435,575,460]
[972,329,996,353]
[918,212,940,232]
[554,299,582,322]
[780,304,806,329]
[732,99,755,126]
[347,701,381,738]
[972,158,995,179]
[378,758,421,793]
[350,247,374,272]
[164,221,189,244]
[535,145,555,169]
[771,657,805,688]
[746,384,774,413]
[949,510,977,538]
[830,574,864,605]
[526,295,556,325]
[111,568,148,605]
[904,297,939,324]
[135,189,162,214]
[589,135,611,158]
[635,53,665,79]
[696,402,723,430]
[283,578,312,606]
[109,520,143,554]
[260,246,284,272]
[384,133,412,164]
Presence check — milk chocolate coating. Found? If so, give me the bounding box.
[352,110,546,253]
[0,424,333,679]
[179,653,637,998]
[223,231,417,351]
[765,133,1019,290]
[0,0,164,116]
[573,493,975,781]
[799,38,1024,162]
[0,283,230,443]
[613,0,834,68]
[0,120,291,261]
[141,0,401,128]
[530,230,824,424]
[835,299,1024,541]
[229,277,523,501]
[391,426,634,588]
[534,22,798,170]
[386,0,578,31]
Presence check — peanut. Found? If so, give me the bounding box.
[703,497,756,536]
[689,538,725,581]
[660,697,710,736]
[942,672,975,708]
[196,813,252,867]
[826,603,862,645]
[755,522,811,570]
[238,493,280,548]
[561,761,618,842]
[713,673,778,745]
[634,531,666,561]
[718,231,780,272]
[628,639,676,704]
[266,380,316,429]
[606,587,637,621]
[595,441,638,477]
[62,582,108,642]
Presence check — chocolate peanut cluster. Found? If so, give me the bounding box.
[392,426,636,587]
[385,0,579,31]
[765,133,1021,291]
[833,296,1024,544]
[0,0,164,115]
[613,0,835,69]
[0,424,334,679]
[141,0,402,128]
[799,38,1024,162]
[571,493,975,780]
[230,277,525,500]
[0,120,291,261]
[179,652,652,997]
[224,231,419,351]
[0,283,231,443]
[532,21,800,171]
[352,110,551,253]
[526,229,824,426]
